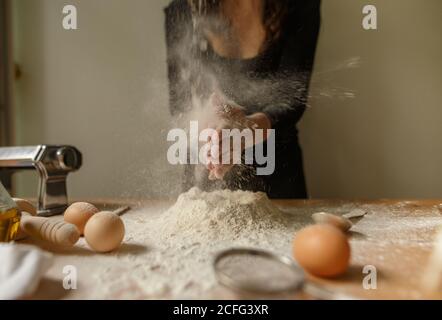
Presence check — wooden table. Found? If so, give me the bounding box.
[27,199,442,300]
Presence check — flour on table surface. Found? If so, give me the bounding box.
[91,187,304,298]
[86,191,442,299]
[39,192,442,299]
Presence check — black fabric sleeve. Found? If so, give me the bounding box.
[164,0,192,116]
[262,1,321,128]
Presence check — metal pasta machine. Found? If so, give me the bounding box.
[0,145,82,216]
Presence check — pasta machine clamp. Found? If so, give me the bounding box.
[0,145,82,216]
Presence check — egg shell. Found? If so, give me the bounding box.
[84,211,125,253]
[64,202,99,235]
[312,212,353,232]
[13,198,37,216]
[293,224,350,278]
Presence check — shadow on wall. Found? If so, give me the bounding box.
[12,0,47,196]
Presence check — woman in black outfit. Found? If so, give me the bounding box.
[165,0,320,198]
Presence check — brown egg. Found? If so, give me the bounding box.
[64,202,99,235]
[84,211,125,253]
[293,224,351,278]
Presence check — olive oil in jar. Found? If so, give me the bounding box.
[0,182,21,242]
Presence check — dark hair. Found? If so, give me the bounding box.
[188,0,291,42]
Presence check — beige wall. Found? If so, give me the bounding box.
[300,0,442,198]
[11,0,442,199]
[12,0,181,199]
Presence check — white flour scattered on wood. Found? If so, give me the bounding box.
[37,196,442,299]
[92,187,305,298]
[77,195,442,299]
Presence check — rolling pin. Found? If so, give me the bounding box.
[13,198,80,247]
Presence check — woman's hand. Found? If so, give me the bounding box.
[205,93,272,180]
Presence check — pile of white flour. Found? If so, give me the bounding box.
[91,187,305,298]
[158,187,294,242]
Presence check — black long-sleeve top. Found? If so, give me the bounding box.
[165,0,321,198]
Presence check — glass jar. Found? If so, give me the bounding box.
[0,182,21,242]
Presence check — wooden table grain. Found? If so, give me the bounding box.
[27,198,442,300]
